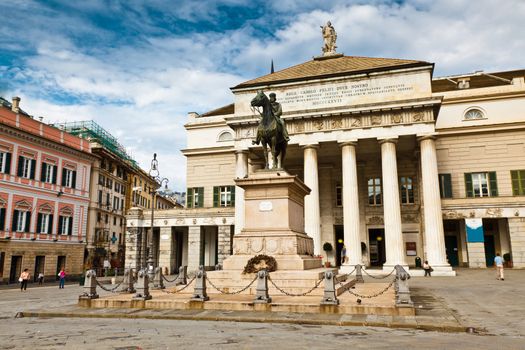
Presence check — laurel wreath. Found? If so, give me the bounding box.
[242,254,277,274]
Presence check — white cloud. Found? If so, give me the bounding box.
[2,0,525,192]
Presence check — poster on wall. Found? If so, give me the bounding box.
[466,218,484,243]
[406,242,417,256]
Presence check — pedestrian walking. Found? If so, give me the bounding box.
[38,272,44,285]
[19,269,30,291]
[341,244,348,265]
[423,260,433,277]
[58,268,66,289]
[494,252,504,281]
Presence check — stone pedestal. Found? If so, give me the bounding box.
[222,170,322,271]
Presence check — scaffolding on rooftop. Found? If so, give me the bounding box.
[53,120,138,168]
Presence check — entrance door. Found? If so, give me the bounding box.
[56,256,66,281]
[334,225,344,266]
[484,235,496,267]
[9,255,22,283]
[34,256,45,282]
[368,229,386,266]
[174,230,184,272]
[444,236,459,266]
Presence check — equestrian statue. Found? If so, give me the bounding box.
[251,91,289,169]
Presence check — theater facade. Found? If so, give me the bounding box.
[126,52,525,275]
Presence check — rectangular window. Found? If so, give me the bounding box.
[368,177,382,205]
[17,156,35,179]
[106,193,111,207]
[465,172,498,198]
[511,170,525,196]
[12,210,30,232]
[99,174,105,185]
[335,184,342,207]
[62,168,76,188]
[113,196,118,210]
[113,216,117,225]
[121,198,124,210]
[439,174,453,198]
[0,208,5,231]
[0,151,11,174]
[213,186,235,207]
[41,163,57,184]
[37,213,53,234]
[400,177,414,204]
[58,216,72,235]
[187,187,204,208]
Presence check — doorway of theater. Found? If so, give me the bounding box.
[368,229,386,267]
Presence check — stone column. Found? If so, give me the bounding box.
[158,226,175,274]
[217,225,232,264]
[187,226,202,272]
[234,150,249,235]
[419,136,452,272]
[340,141,362,266]
[379,138,406,268]
[125,227,142,271]
[303,145,321,255]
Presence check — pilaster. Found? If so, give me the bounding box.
[187,226,202,272]
[158,226,175,274]
[217,225,232,264]
[234,150,249,235]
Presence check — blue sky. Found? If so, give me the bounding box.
[1,0,524,191]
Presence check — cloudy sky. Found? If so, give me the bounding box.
[1,0,524,191]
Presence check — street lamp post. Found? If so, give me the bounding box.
[146,153,169,281]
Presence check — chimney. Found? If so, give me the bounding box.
[11,96,21,113]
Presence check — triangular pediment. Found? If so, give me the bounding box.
[38,203,53,214]
[233,55,431,89]
[59,206,74,216]
[15,200,32,211]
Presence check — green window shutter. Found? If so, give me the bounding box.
[185,190,190,208]
[231,186,236,206]
[198,187,204,208]
[36,213,42,233]
[48,214,53,234]
[443,174,452,198]
[12,210,19,231]
[71,171,77,188]
[52,165,57,184]
[17,156,24,176]
[489,172,498,197]
[24,212,30,232]
[0,208,5,231]
[41,163,47,182]
[521,171,525,195]
[213,186,219,207]
[4,153,11,174]
[62,168,67,186]
[511,171,519,196]
[464,173,473,198]
[30,159,36,179]
[58,216,64,234]
[68,217,73,235]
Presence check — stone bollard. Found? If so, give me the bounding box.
[133,268,152,300]
[79,270,99,300]
[394,265,413,307]
[175,266,187,285]
[355,264,364,283]
[119,268,135,293]
[253,270,271,304]
[320,271,339,305]
[191,266,209,301]
[153,267,165,290]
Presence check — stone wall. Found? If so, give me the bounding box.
[466,242,486,268]
[508,217,525,268]
[217,225,232,264]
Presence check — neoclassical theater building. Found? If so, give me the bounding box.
[126,50,525,275]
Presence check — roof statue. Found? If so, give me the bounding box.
[321,21,337,56]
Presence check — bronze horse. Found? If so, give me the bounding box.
[251,91,287,169]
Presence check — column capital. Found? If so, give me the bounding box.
[338,140,358,148]
[377,137,398,145]
[301,143,319,150]
[416,133,438,142]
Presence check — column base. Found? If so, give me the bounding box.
[408,265,456,277]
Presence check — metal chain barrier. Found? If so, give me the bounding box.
[95,278,124,293]
[343,277,396,299]
[162,273,180,283]
[160,276,197,294]
[206,275,258,295]
[362,267,396,279]
[267,275,324,297]
[341,266,357,279]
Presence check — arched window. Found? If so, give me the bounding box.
[464,108,485,120]
[217,131,233,142]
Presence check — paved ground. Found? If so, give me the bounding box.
[0,268,523,349]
